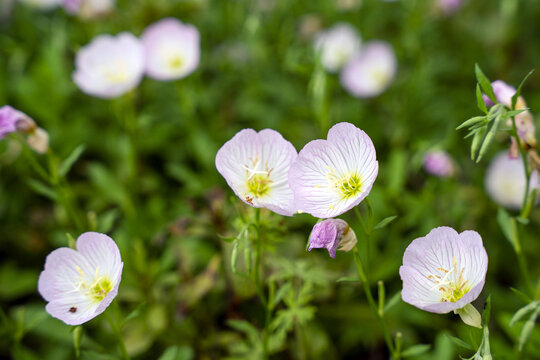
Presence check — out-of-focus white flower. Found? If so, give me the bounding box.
[141,18,200,81]
[72,32,145,99]
[340,41,397,98]
[314,23,361,73]
[436,0,463,15]
[62,0,114,19]
[485,151,539,210]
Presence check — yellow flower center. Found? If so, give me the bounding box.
[247,173,272,197]
[427,257,471,303]
[327,169,363,200]
[243,157,273,203]
[74,266,114,303]
[89,276,113,302]
[169,56,184,69]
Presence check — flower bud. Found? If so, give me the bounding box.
[308,219,357,258]
[0,106,23,139]
[27,127,49,154]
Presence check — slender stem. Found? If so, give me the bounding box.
[510,117,532,215]
[353,200,373,271]
[253,208,269,359]
[510,116,535,295]
[353,246,397,358]
[105,306,129,360]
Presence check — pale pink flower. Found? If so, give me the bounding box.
[38,232,123,325]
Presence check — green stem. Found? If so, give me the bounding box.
[510,117,531,216]
[353,200,373,271]
[510,117,535,295]
[253,208,269,359]
[353,246,397,358]
[105,305,129,360]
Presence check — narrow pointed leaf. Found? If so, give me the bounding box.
[510,301,539,327]
[512,70,534,109]
[373,216,397,231]
[518,308,540,351]
[475,64,496,102]
[457,116,486,130]
[401,344,431,357]
[476,84,488,114]
[59,144,86,178]
[444,335,474,350]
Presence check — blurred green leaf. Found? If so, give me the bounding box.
[158,346,194,360]
[59,144,85,178]
[27,178,57,201]
[401,344,431,357]
[373,216,397,231]
[444,335,474,350]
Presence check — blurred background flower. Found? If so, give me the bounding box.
[485,151,539,210]
[141,18,201,81]
[340,41,397,98]
[423,150,457,178]
[72,32,144,98]
[314,22,361,73]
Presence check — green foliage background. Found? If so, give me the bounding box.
[2,0,540,359]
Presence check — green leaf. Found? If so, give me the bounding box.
[501,108,527,119]
[336,277,362,283]
[27,178,57,201]
[475,64,496,103]
[158,346,194,360]
[518,308,540,351]
[59,144,85,178]
[401,344,431,357]
[373,216,397,231]
[512,69,534,109]
[476,84,488,114]
[496,208,521,253]
[231,241,239,274]
[270,282,292,309]
[510,287,532,303]
[122,303,146,326]
[217,234,237,243]
[80,351,122,360]
[228,319,261,345]
[383,291,402,313]
[510,301,539,327]
[476,115,501,162]
[456,116,486,130]
[444,334,474,350]
[98,208,120,233]
[470,127,486,161]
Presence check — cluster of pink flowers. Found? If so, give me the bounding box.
[216,122,377,256]
[73,18,200,99]
[216,124,489,328]
[314,23,397,98]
